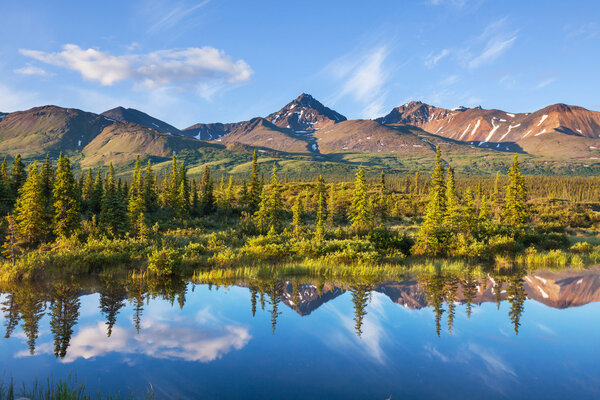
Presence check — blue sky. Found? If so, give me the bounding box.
[1,0,598,128]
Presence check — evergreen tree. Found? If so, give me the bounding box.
[249,151,261,211]
[165,153,180,209]
[327,183,337,225]
[461,189,477,235]
[348,167,371,231]
[52,154,80,237]
[100,163,128,237]
[315,175,327,220]
[13,162,48,244]
[225,176,235,208]
[239,180,249,207]
[81,169,94,211]
[90,172,103,215]
[200,165,215,214]
[291,194,304,238]
[191,179,199,217]
[412,147,447,256]
[0,158,12,214]
[503,154,528,225]
[128,157,146,236]
[444,165,460,232]
[143,160,159,212]
[177,163,190,220]
[375,171,387,222]
[10,154,26,194]
[254,165,283,232]
[41,154,54,209]
[492,171,502,220]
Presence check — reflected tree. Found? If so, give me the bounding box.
[506,274,526,335]
[17,289,46,354]
[1,292,20,339]
[99,279,127,337]
[421,273,445,337]
[249,286,258,317]
[49,283,81,359]
[461,274,478,319]
[350,284,371,338]
[444,276,459,334]
[267,280,284,334]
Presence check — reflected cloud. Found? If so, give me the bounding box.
[16,309,251,364]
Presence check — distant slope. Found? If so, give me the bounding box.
[81,121,222,167]
[219,117,312,153]
[266,93,346,131]
[101,106,181,135]
[377,102,600,154]
[0,105,113,157]
[181,122,243,140]
[313,119,433,155]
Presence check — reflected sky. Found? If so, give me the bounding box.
[1,270,600,399]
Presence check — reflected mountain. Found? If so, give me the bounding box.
[2,267,600,358]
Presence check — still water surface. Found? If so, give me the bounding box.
[1,268,599,399]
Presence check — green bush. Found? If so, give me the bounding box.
[148,248,182,276]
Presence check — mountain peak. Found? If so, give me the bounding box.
[101,107,181,135]
[266,94,346,131]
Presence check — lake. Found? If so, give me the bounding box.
[1,267,599,399]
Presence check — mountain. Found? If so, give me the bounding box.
[376,102,600,156]
[313,119,434,154]
[219,117,314,153]
[0,105,114,157]
[280,282,345,316]
[101,106,181,135]
[266,93,346,131]
[81,121,223,167]
[181,122,242,140]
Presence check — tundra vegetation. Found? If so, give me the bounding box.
[0,147,599,282]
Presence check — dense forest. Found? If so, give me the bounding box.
[0,147,600,281]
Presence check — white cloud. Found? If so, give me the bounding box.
[14,65,53,77]
[326,46,390,119]
[468,35,517,69]
[19,44,253,97]
[425,49,450,68]
[0,84,40,112]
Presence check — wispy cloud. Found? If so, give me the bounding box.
[325,46,390,119]
[425,49,450,68]
[534,77,556,90]
[468,35,517,69]
[147,0,211,34]
[426,0,468,7]
[564,22,599,40]
[19,44,253,99]
[14,65,53,77]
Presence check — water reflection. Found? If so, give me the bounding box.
[1,267,600,359]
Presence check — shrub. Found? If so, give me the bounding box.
[148,248,182,276]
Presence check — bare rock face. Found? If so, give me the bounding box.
[266,93,347,132]
[376,101,600,156]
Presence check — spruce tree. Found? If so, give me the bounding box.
[128,157,146,236]
[225,176,235,208]
[444,165,460,232]
[90,172,103,215]
[502,154,528,225]
[10,154,26,193]
[177,163,190,220]
[315,175,327,220]
[41,154,54,208]
[14,162,48,244]
[327,183,337,225]
[52,154,80,238]
[375,171,387,222]
[143,160,158,212]
[249,151,261,211]
[412,147,447,256]
[0,158,12,214]
[348,167,371,231]
[100,163,128,237]
[81,169,94,211]
[461,189,477,234]
[291,194,304,238]
[200,165,215,214]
